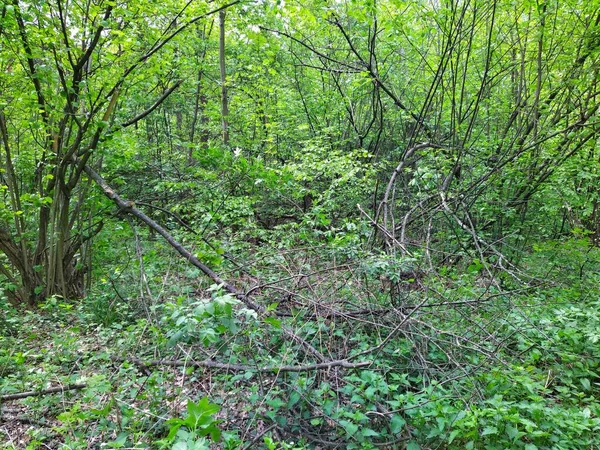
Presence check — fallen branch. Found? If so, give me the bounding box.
[0,416,51,427]
[358,203,412,255]
[349,295,430,361]
[83,163,325,362]
[113,356,370,373]
[1,384,86,402]
[282,307,392,321]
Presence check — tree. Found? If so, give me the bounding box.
[265,0,600,261]
[0,0,237,305]
[219,10,229,145]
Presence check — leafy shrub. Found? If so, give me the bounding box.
[156,397,222,450]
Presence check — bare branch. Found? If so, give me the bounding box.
[82,163,326,362]
[121,80,184,128]
[1,384,86,402]
[113,356,370,373]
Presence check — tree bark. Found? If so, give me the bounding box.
[219,10,229,145]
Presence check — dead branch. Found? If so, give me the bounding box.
[83,163,325,362]
[349,295,430,361]
[1,384,86,402]
[113,356,370,373]
[358,203,411,255]
[378,142,440,254]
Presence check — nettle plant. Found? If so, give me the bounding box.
[156,397,222,450]
[162,284,258,348]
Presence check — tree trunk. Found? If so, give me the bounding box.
[219,10,229,145]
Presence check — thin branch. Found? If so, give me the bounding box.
[121,80,184,128]
[112,1,242,96]
[114,356,370,373]
[1,384,86,402]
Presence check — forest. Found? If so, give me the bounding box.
[0,0,599,448]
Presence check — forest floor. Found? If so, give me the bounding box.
[2,240,600,449]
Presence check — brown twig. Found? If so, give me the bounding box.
[1,384,86,402]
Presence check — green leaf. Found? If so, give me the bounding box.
[166,421,184,440]
[448,430,460,444]
[105,431,128,448]
[263,317,281,328]
[167,330,185,348]
[482,426,498,436]
[190,397,219,418]
[361,428,379,437]
[288,391,300,407]
[339,420,359,437]
[505,424,524,440]
[209,428,221,442]
[389,414,406,433]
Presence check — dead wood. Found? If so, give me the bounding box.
[1,384,86,402]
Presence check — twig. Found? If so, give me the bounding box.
[120,80,184,128]
[242,424,277,450]
[349,295,430,361]
[379,142,440,252]
[0,416,50,427]
[357,204,412,255]
[1,384,86,402]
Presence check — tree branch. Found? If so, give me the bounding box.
[82,163,326,362]
[113,356,370,373]
[121,80,184,128]
[1,384,86,402]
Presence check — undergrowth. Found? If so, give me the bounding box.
[1,240,599,449]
